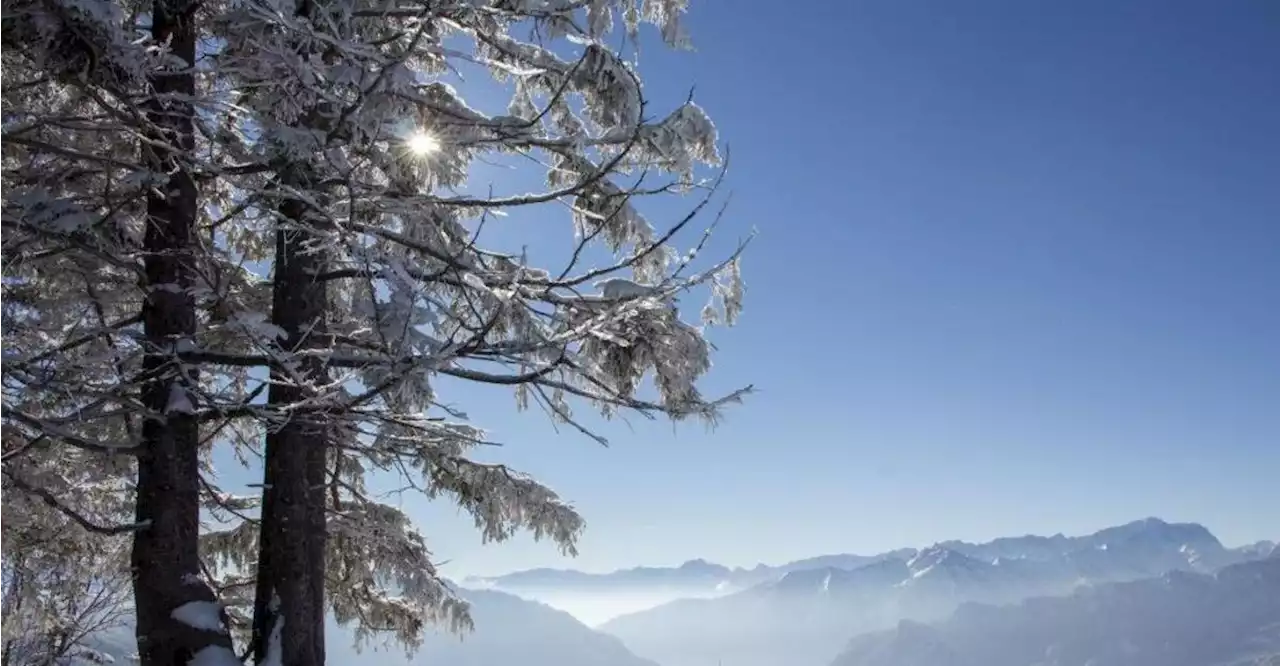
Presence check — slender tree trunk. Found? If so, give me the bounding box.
[132,1,235,663]
[250,173,330,666]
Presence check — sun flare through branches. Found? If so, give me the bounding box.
[406,131,440,156]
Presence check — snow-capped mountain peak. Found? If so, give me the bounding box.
[774,567,841,593]
[907,547,987,579]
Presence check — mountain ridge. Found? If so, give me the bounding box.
[475,517,1258,591]
[595,518,1274,666]
[833,555,1280,666]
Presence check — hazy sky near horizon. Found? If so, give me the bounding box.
[220,0,1280,577]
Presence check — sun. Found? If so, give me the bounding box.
[407,131,441,156]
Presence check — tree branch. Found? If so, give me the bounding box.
[2,470,150,535]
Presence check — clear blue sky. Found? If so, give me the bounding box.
[226,0,1280,577]
[406,0,1280,577]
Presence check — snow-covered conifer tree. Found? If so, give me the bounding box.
[3,0,748,663]
[2,0,243,659]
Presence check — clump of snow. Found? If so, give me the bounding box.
[594,278,657,300]
[227,311,287,341]
[187,645,240,666]
[164,382,196,415]
[171,600,226,633]
[70,647,116,664]
[263,594,283,666]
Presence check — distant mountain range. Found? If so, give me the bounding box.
[469,550,920,596]
[834,551,1280,666]
[464,551,923,623]
[476,518,1271,599]
[593,518,1274,666]
[63,518,1278,666]
[328,588,657,666]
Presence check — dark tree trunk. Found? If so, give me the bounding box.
[250,177,330,666]
[131,1,236,664]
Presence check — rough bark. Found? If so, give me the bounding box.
[250,174,330,666]
[131,1,236,663]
